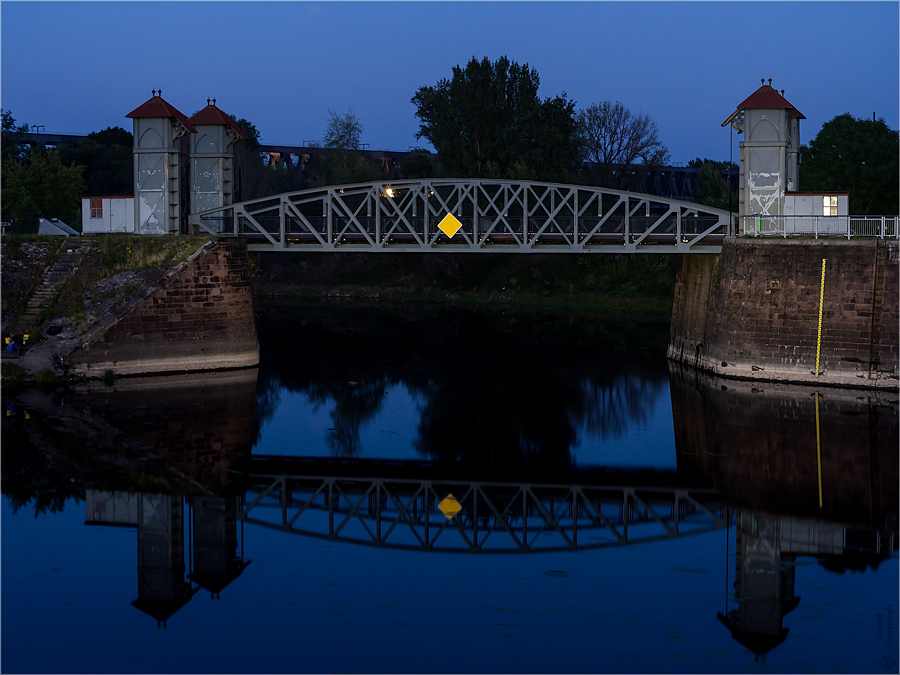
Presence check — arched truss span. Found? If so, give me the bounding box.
[239,474,728,553]
[192,180,733,253]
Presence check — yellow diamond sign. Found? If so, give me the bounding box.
[438,213,463,238]
[438,493,462,521]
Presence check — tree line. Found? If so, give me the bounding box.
[2,56,897,221]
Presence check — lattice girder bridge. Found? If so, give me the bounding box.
[192,179,733,254]
[239,474,728,553]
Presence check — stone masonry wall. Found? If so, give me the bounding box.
[670,364,898,531]
[69,238,258,377]
[668,239,899,388]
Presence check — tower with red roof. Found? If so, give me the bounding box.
[186,100,249,231]
[723,79,805,232]
[126,91,196,234]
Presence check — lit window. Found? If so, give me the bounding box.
[823,196,837,216]
[90,198,103,219]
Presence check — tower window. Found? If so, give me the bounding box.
[823,196,837,216]
[90,198,103,219]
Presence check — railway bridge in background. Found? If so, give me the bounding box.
[192,179,732,254]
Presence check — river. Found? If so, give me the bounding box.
[2,301,897,673]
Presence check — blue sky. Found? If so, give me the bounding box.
[2,2,897,164]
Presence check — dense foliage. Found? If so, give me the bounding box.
[411,56,579,181]
[800,114,898,215]
[59,126,133,195]
[687,158,738,211]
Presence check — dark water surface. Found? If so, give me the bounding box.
[2,302,897,674]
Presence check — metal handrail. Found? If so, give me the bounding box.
[743,215,899,239]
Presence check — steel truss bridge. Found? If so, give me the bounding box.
[193,179,733,254]
[239,473,728,553]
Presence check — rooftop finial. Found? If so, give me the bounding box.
[761,78,765,85]
[207,98,211,106]
[768,78,772,85]
[212,98,216,106]
[158,89,162,97]
[781,89,785,96]
[152,89,157,96]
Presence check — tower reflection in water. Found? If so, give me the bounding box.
[720,512,893,661]
[670,363,898,661]
[85,491,248,628]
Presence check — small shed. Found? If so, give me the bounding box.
[784,192,849,216]
[81,195,135,233]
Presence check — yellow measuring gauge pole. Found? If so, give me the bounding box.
[815,259,826,376]
[815,392,823,509]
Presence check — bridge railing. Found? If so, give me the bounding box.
[743,215,900,239]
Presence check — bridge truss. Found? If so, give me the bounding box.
[239,474,728,553]
[192,180,733,254]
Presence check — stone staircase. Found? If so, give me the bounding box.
[7,241,88,338]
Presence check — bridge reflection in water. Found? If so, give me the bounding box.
[63,321,897,661]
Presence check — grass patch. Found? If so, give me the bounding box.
[51,235,210,323]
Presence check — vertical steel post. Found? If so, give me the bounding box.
[279,200,286,250]
[473,490,478,548]
[573,188,579,247]
[424,489,430,549]
[522,489,528,549]
[572,492,578,547]
[523,186,529,246]
[375,189,381,246]
[328,481,334,536]
[281,476,287,528]
[326,191,333,246]
[376,483,382,543]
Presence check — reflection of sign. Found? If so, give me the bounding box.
[438,493,462,520]
[438,213,463,238]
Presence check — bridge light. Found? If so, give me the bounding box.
[385,186,395,198]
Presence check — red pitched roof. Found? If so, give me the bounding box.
[736,84,805,118]
[126,94,197,133]
[722,82,805,126]
[187,104,249,139]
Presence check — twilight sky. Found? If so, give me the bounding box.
[1,1,897,164]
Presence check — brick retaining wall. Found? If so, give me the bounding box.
[668,239,898,388]
[69,238,258,377]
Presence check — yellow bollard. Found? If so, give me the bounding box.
[815,259,826,376]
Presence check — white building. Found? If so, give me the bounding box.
[81,195,135,233]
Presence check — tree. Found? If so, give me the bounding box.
[58,126,133,195]
[691,161,737,211]
[231,115,300,200]
[411,56,579,181]
[577,102,669,189]
[800,113,898,215]
[2,149,85,219]
[323,107,363,150]
[688,158,737,211]
[400,148,434,179]
[1,110,30,165]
